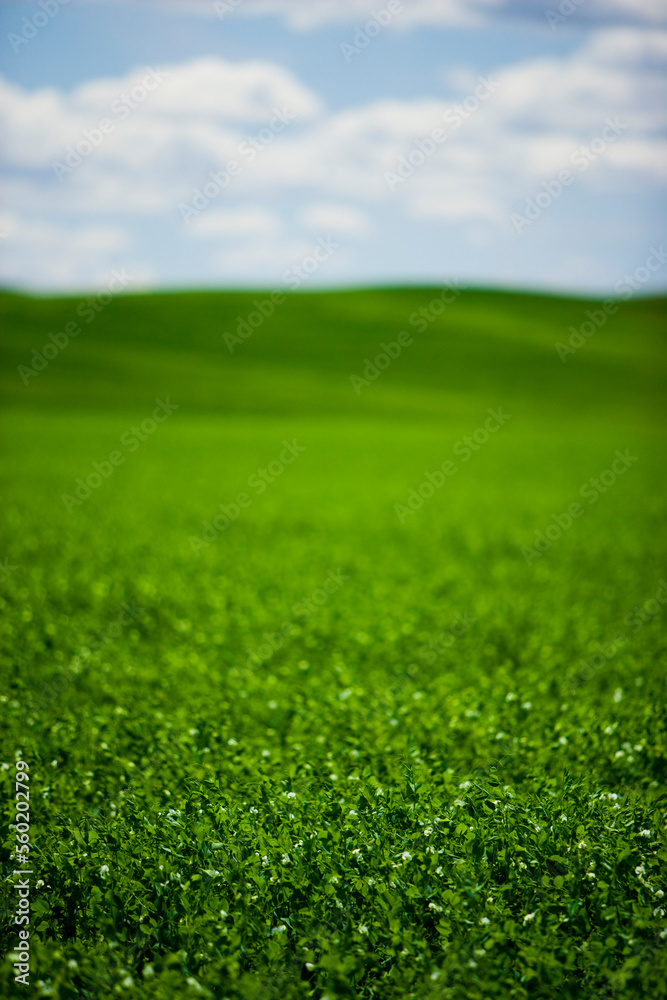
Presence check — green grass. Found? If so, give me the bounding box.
[0,286,666,999]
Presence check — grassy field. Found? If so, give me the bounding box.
[0,285,666,999]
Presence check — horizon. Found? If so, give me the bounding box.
[1,0,666,297]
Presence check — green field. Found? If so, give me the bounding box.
[1,285,666,999]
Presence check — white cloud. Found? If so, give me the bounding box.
[0,215,135,290]
[235,0,496,30]
[1,27,664,290]
[300,203,371,235]
[73,57,322,121]
[190,205,281,237]
[0,57,320,169]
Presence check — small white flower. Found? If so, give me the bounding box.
[67,960,78,970]
[268,701,278,709]
[655,889,664,898]
[227,738,238,746]
[401,851,412,861]
[639,829,651,838]
[635,864,646,876]
[559,814,567,822]
[329,774,338,781]
[331,876,339,884]
[275,924,287,933]
[121,977,133,987]
[436,866,443,875]
[36,879,44,888]
[480,916,490,925]
[523,912,536,923]
[559,736,567,745]
[429,902,443,912]
[505,692,516,701]
[349,810,357,816]
[358,923,369,935]
[424,827,432,836]
[459,781,472,790]
[285,791,296,799]
[262,750,270,757]
[100,865,110,876]
[220,910,227,917]
[521,702,532,710]
[613,688,622,702]
[577,841,586,849]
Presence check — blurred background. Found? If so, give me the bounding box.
[1,0,666,296]
[1,7,667,996]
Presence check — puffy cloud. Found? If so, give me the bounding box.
[300,203,371,235]
[0,57,320,170]
[1,27,664,289]
[73,57,322,121]
[0,214,136,289]
[190,205,282,238]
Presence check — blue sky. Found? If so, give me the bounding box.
[0,0,665,295]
